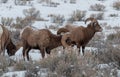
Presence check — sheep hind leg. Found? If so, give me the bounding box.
[26,47,31,61]
[76,43,81,56]
[40,48,45,59]
[82,46,85,56]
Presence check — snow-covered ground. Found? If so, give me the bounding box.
[1,0,120,76]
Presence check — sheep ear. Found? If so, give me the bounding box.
[90,22,94,27]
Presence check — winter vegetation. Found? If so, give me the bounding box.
[0,0,120,77]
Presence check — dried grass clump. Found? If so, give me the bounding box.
[68,10,86,23]
[14,0,32,6]
[14,60,26,71]
[109,13,118,17]
[23,7,44,21]
[1,17,13,26]
[70,0,76,4]
[0,56,10,72]
[48,14,65,25]
[40,49,104,77]
[90,12,104,20]
[90,3,105,11]
[0,0,8,3]
[107,31,120,44]
[38,0,60,7]
[96,45,120,69]
[12,17,33,29]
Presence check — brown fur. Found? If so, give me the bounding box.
[61,17,103,55]
[0,25,17,56]
[57,24,77,35]
[20,26,62,61]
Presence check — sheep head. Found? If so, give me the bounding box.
[85,17,102,32]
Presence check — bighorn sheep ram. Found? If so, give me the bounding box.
[20,26,63,61]
[59,17,103,55]
[0,24,17,56]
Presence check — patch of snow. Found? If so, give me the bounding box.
[2,71,26,77]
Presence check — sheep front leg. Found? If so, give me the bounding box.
[22,45,28,61]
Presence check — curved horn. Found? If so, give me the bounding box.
[85,17,96,24]
[61,33,71,48]
[57,28,69,35]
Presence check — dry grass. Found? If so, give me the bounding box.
[107,31,120,44]
[48,14,65,25]
[90,12,104,20]
[1,17,13,26]
[68,10,86,23]
[90,3,105,11]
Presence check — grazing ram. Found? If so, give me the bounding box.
[0,24,17,56]
[20,26,63,61]
[60,17,103,55]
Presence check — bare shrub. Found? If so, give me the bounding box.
[96,45,120,69]
[68,10,86,23]
[14,60,26,71]
[23,7,43,21]
[40,55,61,72]
[1,17,13,26]
[48,25,59,30]
[90,3,105,11]
[38,0,60,7]
[90,12,104,20]
[12,17,34,29]
[0,0,8,3]
[14,0,32,6]
[40,49,106,77]
[0,56,11,73]
[109,13,118,17]
[113,1,120,10]
[70,0,76,4]
[48,14,65,25]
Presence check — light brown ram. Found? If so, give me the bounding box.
[20,26,63,61]
[60,17,103,55]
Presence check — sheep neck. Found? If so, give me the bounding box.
[84,26,96,41]
[49,35,62,49]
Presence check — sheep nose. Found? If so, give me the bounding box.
[99,28,103,32]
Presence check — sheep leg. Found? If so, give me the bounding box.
[40,48,45,59]
[22,45,28,61]
[46,47,51,54]
[82,46,85,55]
[26,47,31,61]
[76,43,81,56]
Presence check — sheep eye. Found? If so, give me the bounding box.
[93,22,97,26]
